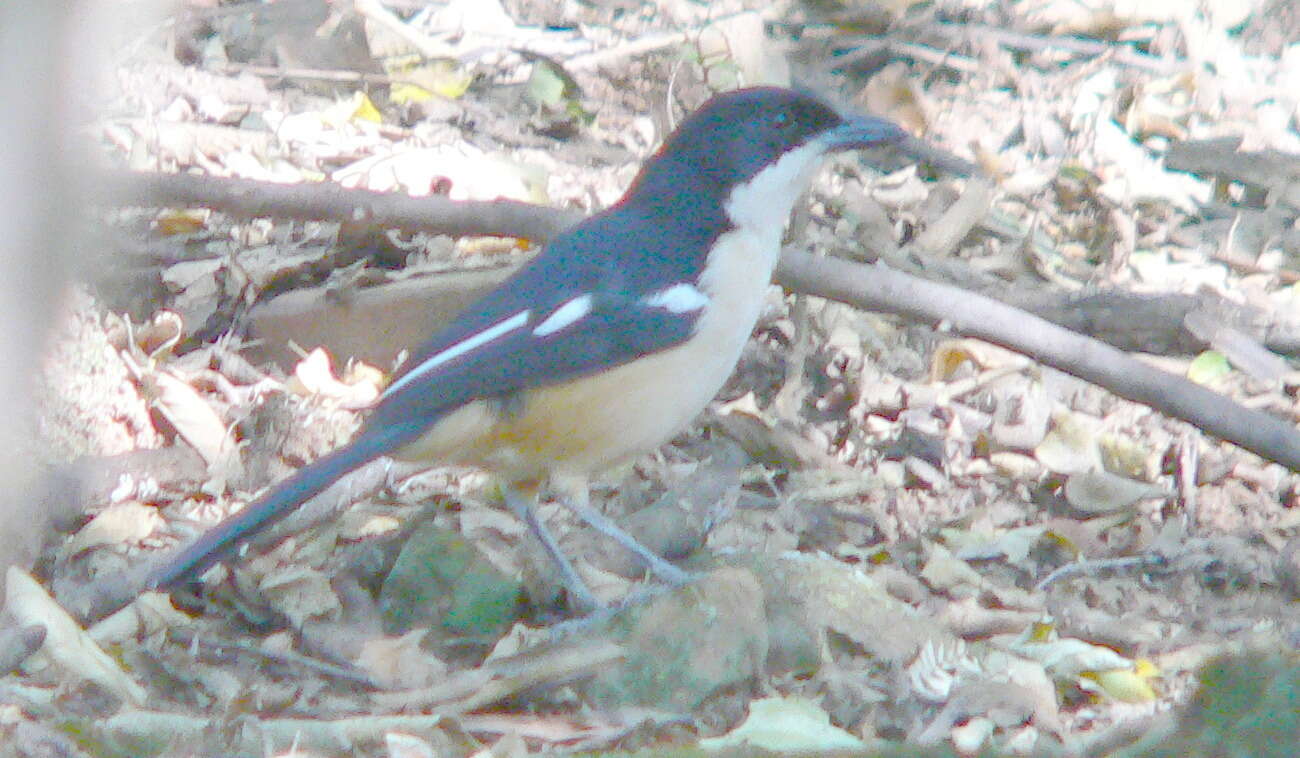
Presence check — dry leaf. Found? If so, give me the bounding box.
[66,501,162,554]
[259,566,342,628]
[1063,468,1168,514]
[5,568,147,705]
[150,370,236,468]
[698,696,867,752]
[1082,658,1160,702]
[386,731,438,758]
[289,348,382,406]
[355,630,445,689]
[1034,410,1103,474]
[1012,636,1132,681]
[332,144,546,203]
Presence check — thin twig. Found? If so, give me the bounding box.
[568,30,690,71]
[215,62,421,89]
[1035,554,1166,591]
[832,38,981,75]
[94,170,582,242]
[167,628,377,687]
[930,22,1184,75]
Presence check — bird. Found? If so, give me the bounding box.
[148,86,905,609]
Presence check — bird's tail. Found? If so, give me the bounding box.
[147,428,411,589]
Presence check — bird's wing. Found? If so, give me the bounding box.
[364,208,716,437]
[365,276,703,437]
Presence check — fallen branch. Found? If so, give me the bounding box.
[97,170,1300,471]
[96,170,581,243]
[774,251,1300,471]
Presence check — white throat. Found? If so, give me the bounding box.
[722,141,829,235]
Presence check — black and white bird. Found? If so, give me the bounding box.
[149,86,905,609]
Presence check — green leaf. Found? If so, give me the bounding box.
[1187,350,1231,385]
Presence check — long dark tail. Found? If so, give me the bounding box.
[148,427,412,589]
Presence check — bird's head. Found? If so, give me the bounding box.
[623,87,905,231]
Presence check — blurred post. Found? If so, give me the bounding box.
[0,2,70,573]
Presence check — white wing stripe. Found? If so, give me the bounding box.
[642,282,709,313]
[383,310,530,396]
[533,295,594,337]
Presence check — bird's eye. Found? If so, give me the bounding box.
[771,111,790,129]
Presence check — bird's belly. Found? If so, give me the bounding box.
[394,333,746,479]
[485,325,745,474]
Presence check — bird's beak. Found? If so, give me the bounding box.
[819,114,907,151]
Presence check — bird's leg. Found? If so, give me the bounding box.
[560,483,693,587]
[502,482,600,612]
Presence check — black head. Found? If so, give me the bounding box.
[623,87,904,217]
